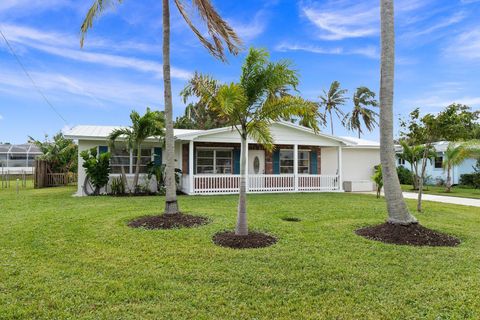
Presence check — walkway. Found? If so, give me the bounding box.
[401,192,480,208]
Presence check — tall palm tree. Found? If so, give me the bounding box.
[379,0,416,224]
[81,0,242,215]
[181,48,317,236]
[109,108,165,192]
[344,87,379,138]
[320,81,348,135]
[443,141,480,192]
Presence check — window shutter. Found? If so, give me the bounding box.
[273,150,280,174]
[98,146,108,154]
[310,151,318,174]
[154,147,162,165]
[233,149,241,174]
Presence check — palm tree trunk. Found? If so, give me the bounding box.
[329,111,334,135]
[163,0,179,214]
[133,147,141,191]
[446,164,452,192]
[235,133,248,236]
[379,0,416,225]
[358,128,361,139]
[120,165,129,193]
[417,153,429,212]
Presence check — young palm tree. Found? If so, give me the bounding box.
[181,48,317,236]
[344,87,379,138]
[109,108,165,192]
[443,141,480,192]
[81,0,242,214]
[379,0,416,224]
[398,141,428,190]
[319,81,348,135]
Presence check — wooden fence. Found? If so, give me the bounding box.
[34,160,77,188]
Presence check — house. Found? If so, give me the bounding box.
[396,141,477,185]
[64,122,380,196]
[0,143,43,174]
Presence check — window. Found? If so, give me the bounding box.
[110,146,130,174]
[133,148,152,173]
[434,156,443,169]
[298,150,310,174]
[196,149,232,174]
[398,157,406,166]
[280,150,310,174]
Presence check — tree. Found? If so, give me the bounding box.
[398,141,431,190]
[443,141,480,192]
[432,104,480,141]
[344,87,378,138]
[81,0,241,214]
[372,164,383,199]
[379,0,417,224]
[29,132,77,173]
[109,108,165,193]
[319,81,348,135]
[181,48,317,236]
[80,147,111,195]
[174,102,228,130]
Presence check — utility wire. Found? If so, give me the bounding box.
[0,27,69,125]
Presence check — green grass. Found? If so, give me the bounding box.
[1,186,479,319]
[401,184,480,199]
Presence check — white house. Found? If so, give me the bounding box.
[65,122,380,196]
[396,141,477,185]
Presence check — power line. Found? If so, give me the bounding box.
[0,26,69,125]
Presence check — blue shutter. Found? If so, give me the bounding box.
[98,145,108,154]
[310,151,318,174]
[154,147,162,165]
[273,150,280,174]
[233,149,241,174]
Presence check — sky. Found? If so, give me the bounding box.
[1,0,480,143]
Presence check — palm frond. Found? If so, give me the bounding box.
[247,120,274,151]
[80,0,122,47]
[174,0,242,61]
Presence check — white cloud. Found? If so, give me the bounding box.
[275,42,379,59]
[0,114,3,120]
[401,12,466,39]
[444,28,480,60]
[1,24,191,80]
[402,95,480,110]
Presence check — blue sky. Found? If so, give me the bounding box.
[1,0,480,143]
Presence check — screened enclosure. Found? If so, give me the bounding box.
[0,144,43,173]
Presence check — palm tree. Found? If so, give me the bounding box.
[109,108,165,192]
[80,0,242,214]
[319,81,348,135]
[379,0,416,224]
[344,87,379,138]
[397,141,428,190]
[181,48,317,236]
[443,141,480,192]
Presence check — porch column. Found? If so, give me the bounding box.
[245,142,249,192]
[294,144,298,191]
[189,140,194,194]
[337,146,343,191]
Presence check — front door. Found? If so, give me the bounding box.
[248,150,265,175]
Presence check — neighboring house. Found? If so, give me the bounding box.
[64,121,380,196]
[0,143,43,174]
[396,141,477,185]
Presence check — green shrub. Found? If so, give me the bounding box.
[110,176,125,195]
[397,166,413,185]
[80,148,111,195]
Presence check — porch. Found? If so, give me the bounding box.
[179,139,343,195]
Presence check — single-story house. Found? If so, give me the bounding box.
[64,121,380,196]
[396,141,477,185]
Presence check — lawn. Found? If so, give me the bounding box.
[1,186,479,319]
[401,184,480,199]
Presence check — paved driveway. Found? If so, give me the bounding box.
[401,192,480,207]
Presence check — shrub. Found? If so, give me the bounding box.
[80,147,111,195]
[110,177,125,195]
[372,164,383,199]
[460,173,475,187]
[397,166,413,185]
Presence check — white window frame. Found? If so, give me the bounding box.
[398,157,406,166]
[196,147,233,175]
[110,146,155,174]
[279,149,310,174]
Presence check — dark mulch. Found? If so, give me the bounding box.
[128,213,209,230]
[213,231,277,249]
[355,222,460,247]
[281,217,301,222]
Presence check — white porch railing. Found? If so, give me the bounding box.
[187,174,339,195]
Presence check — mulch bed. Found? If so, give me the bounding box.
[213,231,277,249]
[128,213,209,230]
[355,222,460,247]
